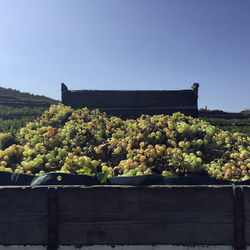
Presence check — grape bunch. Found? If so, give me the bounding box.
[0,104,249,182]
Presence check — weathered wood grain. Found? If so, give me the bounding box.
[0,187,48,244]
[243,187,250,245]
[56,186,233,245]
[0,185,239,246]
[61,84,198,117]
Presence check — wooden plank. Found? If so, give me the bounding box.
[61,84,198,117]
[57,185,233,245]
[233,186,245,250]
[95,107,197,118]
[47,188,58,250]
[62,89,197,108]
[243,187,250,246]
[0,186,48,245]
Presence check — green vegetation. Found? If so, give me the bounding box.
[0,105,46,119]
[199,108,250,135]
[199,108,250,120]
[0,104,249,183]
[0,105,47,133]
[241,109,250,116]
[201,117,250,136]
[0,117,35,134]
[0,85,56,133]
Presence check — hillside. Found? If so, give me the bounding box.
[0,86,58,107]
[0,86,59,133]
[199,108,250,119]
[199,108,250,135]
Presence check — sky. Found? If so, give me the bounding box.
[0,0,249,112]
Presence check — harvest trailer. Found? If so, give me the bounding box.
[0,83,248,250]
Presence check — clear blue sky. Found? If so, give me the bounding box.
[0,0,249,112]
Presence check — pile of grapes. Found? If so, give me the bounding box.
[0,104,249,182]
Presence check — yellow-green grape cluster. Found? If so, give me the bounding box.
[0,104,249,182]
[0,144,24,173]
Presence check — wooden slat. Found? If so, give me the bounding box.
[96,107,197,118]
[243,187,250,246]
[0,185,242,247]
[57,185,233,245]
[47,188,58,250]
[63,89,197,108]
[233,186,245,250]
[0,187,48,245]
[61,84,198,117]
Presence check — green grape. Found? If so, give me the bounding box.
[0,103,248,182]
